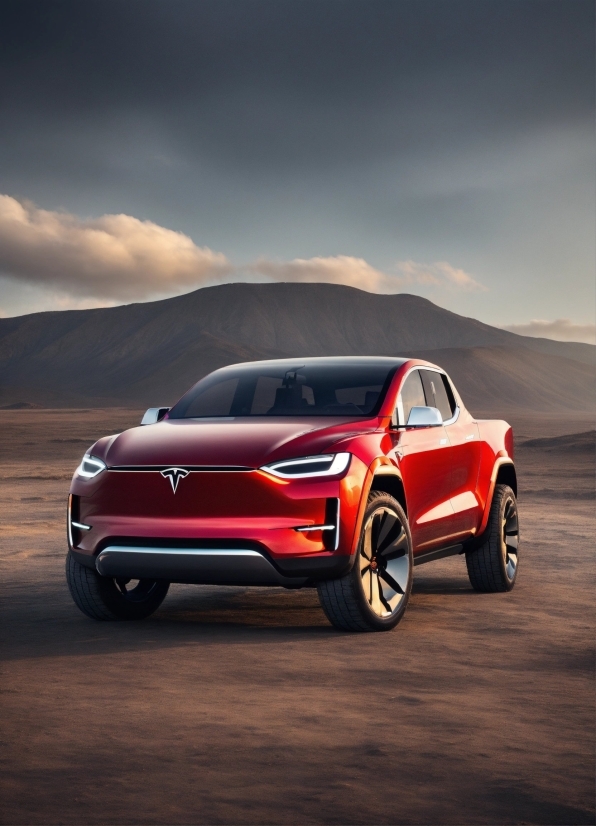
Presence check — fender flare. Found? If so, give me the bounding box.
[475,457,517,540]
[348,458,404,557]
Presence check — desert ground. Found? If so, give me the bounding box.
[1,408,594,825]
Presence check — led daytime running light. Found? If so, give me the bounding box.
[77,454,107,479]
[262,452,351,479]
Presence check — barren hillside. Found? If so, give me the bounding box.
[0,283,593,412]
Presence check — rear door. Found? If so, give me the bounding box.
[396,369,454,551]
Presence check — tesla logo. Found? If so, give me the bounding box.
[160,467,189,493]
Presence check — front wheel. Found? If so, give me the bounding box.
[465,484,519,592]
[317,492,413,632]
[66,551,170,620]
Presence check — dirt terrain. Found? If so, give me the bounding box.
[1,409,594,825]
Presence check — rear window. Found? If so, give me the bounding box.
[169,363,397,418]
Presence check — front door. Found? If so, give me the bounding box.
[395,370,454,552]
[419,369,482,539]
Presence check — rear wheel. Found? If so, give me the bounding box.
[317,492,413,632]
[66,551,169,620]
[466,484,519,592]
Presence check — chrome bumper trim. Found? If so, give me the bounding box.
[95,546,308,586]
[330,498,340,551]
[294,524,335,532]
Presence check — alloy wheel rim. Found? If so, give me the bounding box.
[359,506,410,617]
[502,498,519,580]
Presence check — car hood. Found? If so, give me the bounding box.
[99,417,374,468]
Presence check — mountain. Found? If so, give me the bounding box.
[0,282,594,413]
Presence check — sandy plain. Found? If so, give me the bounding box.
[0,408,594,825]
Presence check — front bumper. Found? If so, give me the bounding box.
[68,462,366,584]
[72,544,352,586]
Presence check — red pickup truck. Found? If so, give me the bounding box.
[66,357,519,632]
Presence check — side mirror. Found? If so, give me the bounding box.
[406,406,443,427]
[141,407,170,425]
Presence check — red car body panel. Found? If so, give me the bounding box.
[68,357,515,584]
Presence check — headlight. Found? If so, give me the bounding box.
[76,454,107,479]
[261,453,351,479]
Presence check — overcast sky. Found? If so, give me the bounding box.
[0,0,594,341]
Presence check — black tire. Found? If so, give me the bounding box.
[317,491,413,632]
[466,484,519,593]
[66,551,170,620]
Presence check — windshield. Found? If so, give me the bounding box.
[169,362,397,418]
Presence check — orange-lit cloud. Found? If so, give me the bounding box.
[501,318,596,344]
[250,255,487,294]
[0,194,487,302]
[0,194,232,300]
[249,255,397,292]
[395,260,487,291]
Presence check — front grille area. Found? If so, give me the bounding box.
[70,464,352,561]
[81,469,327,523]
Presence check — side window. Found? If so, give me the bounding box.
[398,370,426,425]
[420,370,456,421]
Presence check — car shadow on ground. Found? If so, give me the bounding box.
[411,577,475,595]
[3,577,484,664]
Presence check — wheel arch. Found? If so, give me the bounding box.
[348,462,407,558]
[369,469,407,516]
[495,461,517,496]
[471,459,517,544]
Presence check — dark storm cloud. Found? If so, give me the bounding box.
[0,0,593,327]
[0,0,592,174]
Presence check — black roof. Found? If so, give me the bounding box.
[222,356,409,371]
